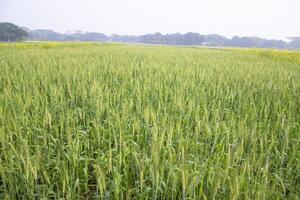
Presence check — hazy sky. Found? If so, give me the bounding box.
[0,0,299,39]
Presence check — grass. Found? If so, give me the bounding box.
[0,42,299,199]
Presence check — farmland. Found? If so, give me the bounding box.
[0,42,299,199]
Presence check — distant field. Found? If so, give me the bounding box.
[0,43,299,199]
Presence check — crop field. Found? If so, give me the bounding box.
[0,42,299,199]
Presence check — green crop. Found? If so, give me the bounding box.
[0,42,299,199]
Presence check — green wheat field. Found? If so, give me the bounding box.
[0,42,299,199]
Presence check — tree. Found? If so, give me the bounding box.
[0,22,28,42]
[288,37,300,49]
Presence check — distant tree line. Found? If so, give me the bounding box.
[0,22,28,42]
[1,22,299,49]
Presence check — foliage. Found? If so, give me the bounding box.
[28,30,108,42]
[235,48,300,65]
[0,43,299,199]
[1,22,300,49]
[0,22,28,42]
[26,30,295,49]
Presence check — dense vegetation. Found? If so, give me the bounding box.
[1,22,300,49]
[0,23,28,42]
[26,30,299,49]
[0,43,299,199]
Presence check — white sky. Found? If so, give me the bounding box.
[0,0,299,39]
